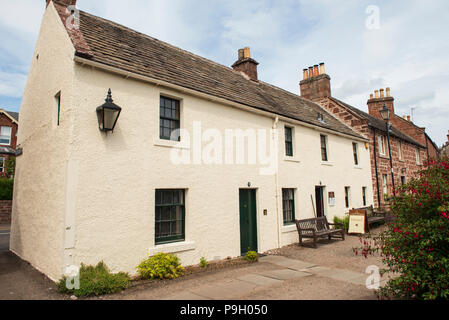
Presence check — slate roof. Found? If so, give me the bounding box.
[0,109,19,122]
[329,97,426,148]
[52,1,364,140]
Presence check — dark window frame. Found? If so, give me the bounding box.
[155,189,185,245]
[285,126,293,157]
[362,187,367,206]
[282,188,295,225]
[345,187,350,208]
[55,91,61,127]
[353,142,359,165]
[159,96,181,141]
[320,135,328,161]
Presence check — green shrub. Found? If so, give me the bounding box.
[137,253,185,280]
[356,158,449,300]
[334,215,350,232]
[245,251,259,262]
[0,178,13,200]
[57,261,130,297]
[200,257,208,268]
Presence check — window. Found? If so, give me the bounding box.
[282,189,295,225]
[160,96,180,141]
[378,135,387,156]
[415,148,421,165]
[382,174,388,199]
[401,176,406,186]
[345,187,351,208]
[362,187,367,206]
[285,127,293,157]
[398,141,403,161]
[320,135,328,161]
[55,91,61,127]
[353,143,359,165]
[155,189,185,244]
[0,126,12,145]
[0,157,4,173]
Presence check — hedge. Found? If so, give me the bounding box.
[0,178,14,200]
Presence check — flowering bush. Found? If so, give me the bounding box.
[137,253,185,280]
[356,158,449,300]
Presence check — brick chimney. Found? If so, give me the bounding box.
[46,0,77,7]
[300,62,331,100]
[367,87,395,120]
[232,47,259,81]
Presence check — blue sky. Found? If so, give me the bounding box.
[1,0,448,145]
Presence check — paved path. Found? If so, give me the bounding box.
[0,225,10,252]
[152,255,384,300]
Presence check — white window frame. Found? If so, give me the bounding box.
[378,135,387,156]
[0,126,12,146]
[415,148,421,165]
[398,141,403,161]
[382,174,388,199]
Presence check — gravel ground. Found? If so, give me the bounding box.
[273,227,387,274]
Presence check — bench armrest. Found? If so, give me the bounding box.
[328,222,344,229]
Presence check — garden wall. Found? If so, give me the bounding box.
[0,200,12,224]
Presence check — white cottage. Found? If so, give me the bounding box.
[11,0,373,281]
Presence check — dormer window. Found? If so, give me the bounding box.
[317,112,325,123]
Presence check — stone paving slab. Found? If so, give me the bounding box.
[260,255,316,270]
[238,274,284,286]
[259,269,312,281]
[306,266,366,284]
[190,280,258,300]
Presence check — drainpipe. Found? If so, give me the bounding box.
[272,116,281,249]
[373,128,381,209]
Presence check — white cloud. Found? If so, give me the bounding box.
[0,71,27,97]
[0,0,448,145]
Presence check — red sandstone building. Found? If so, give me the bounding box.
[299,64,438,209]
[0,109,19,175]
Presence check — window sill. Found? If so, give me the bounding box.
[354,165,363,170]
[154,139,190,150]
[321,162,333,167]
[281,224,297,233]
[284,156,300,163]
[148,240,196,255]
[379,155,389,160]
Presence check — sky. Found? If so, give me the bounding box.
[0,0,448,146]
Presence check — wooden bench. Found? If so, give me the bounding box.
[295,216,345,248]
[350,206,389,232]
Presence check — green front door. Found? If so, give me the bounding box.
[239,189,258,255]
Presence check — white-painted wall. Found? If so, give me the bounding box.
[11,2,373,281]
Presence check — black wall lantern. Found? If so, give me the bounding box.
[96,89,122,132]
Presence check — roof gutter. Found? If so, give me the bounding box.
[73,56,368,143]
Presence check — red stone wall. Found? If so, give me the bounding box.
[0,200,12,224]
[317,97,426,209]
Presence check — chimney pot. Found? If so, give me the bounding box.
[232,47,259,81]
[308,66,314,78]
[243,47,251,59]
[238,49,244,60]
[319,63,325,75]
[313,65,319,77]
[386,87,391,97]
[303,69,309,80]
[370,94,374,99]
[374,90,379,98]
[407,115,411,122]
[380,89,385,98]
